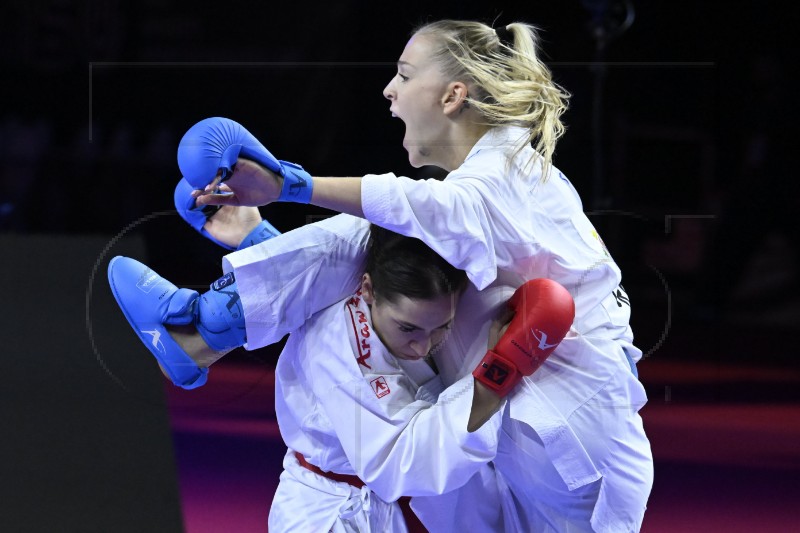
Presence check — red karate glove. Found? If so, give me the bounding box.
[473,278,575,397]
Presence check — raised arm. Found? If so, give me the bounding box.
[180,117,366,216]
[193,158,367,219]
[184,117,499,288]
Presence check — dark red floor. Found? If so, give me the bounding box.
[165,346,800,532]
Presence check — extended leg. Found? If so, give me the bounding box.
[108,257,249,389]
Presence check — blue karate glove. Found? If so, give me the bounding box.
[177,117,313,203]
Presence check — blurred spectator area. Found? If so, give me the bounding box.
[1,1,795,330]
[608,116,716,277]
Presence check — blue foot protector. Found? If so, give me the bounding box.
[174,177,281,251]
[107,256,209,389]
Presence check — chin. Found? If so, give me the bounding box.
[407,148,432,169]
[404,149,422,168]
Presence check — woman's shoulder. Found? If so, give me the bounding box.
[449,151,541,202]
[297,296,354,345]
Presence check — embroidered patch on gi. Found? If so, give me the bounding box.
[370,376,390,398]
[591,228,610,258]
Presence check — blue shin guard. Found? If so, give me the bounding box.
[108,256,209,389]
[195,272,247,351]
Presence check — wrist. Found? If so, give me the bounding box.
[237,219,281,250]
[473,379,503,401]
[276,160,314,203]
[467,379,504,432]
[472,350,521,398]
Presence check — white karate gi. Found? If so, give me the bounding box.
[225,126,654,532]
[268,291,507,532]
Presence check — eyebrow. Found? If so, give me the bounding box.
[397,60,415,70]
[396,318,453,331]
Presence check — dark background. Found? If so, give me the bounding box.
[1,1,798,531]
[2,1,797,331]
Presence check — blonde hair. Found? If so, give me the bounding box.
[414,20,570,179]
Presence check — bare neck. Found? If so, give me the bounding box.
[439,118,492,172]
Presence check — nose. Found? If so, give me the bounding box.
[409,336,432,358]
[383,77,395,101]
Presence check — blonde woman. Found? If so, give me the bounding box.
[113,19,653,532]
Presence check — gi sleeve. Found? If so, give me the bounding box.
[320,371,503,502]
[361,172,501,290]
[222,214,370,348]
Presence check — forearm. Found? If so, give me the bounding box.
[467,380,504,433]
[310,177,365,218]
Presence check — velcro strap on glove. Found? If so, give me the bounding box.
[472,350,522,398]
[276,160,314,203]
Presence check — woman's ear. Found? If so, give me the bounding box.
[361,273,376,304]
[442,81,470,116]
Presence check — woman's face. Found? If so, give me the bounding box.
[383,34,452,168]
[361,274,458,361]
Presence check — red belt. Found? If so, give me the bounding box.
[294,451,428,533]
[294,451,366,488]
